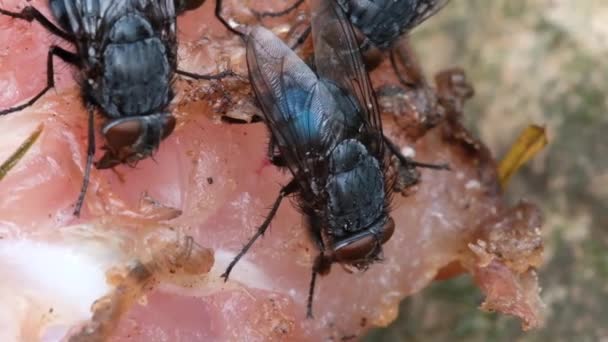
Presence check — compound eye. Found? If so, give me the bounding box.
[175,0,206,12]
[162,115,177,140]
[333,217,395,263]
[334,235,376,263]
[381,217,395,244]
[104,120,143,151]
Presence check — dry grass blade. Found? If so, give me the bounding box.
[498,125,548,187]
[0,123,44,181]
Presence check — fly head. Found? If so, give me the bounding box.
[331,216,395,267]
[96,113,176,169]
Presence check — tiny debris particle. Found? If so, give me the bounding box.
[400,146,416,158]
[465,179,481,190]
[207,177,214,185]
[360,317,367,327]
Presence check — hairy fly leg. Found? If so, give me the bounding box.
[0,46,78,115]
[383,135,449,170]
[176,69,237,80]
[0,6,73,41]
[214,0,309,49]
[0,6,78,115]
[73,105,97,217]
[251,0,305,19]
[215,0,247,37]
[288,24,311,50]
[390,45,418,89]
[266,136,287,167]
[389,38,432,92]
[221,178,299,281]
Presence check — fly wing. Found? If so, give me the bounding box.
[247,27,349,184]
[310,0,384,155]
[142,0,178,65]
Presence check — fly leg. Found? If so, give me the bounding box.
[215,0,308,49]
[0,6,74,41]
[390,46,418,89]
[221,178,299,281]
[0,46,79,115]
[176,69,237,80]
[383,135,450,171]
[250,0,310,50]
[289,24,311,50]
[267,136,286,167]
[306,252,332,318]
[251,0,305,19]
[307,263,319,319]
[73,105,96,217]
[215,0,247,37]
[383,135,450,192]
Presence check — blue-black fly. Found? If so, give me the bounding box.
[0,0,233,216]
[251,0,448,61]
[220,0,447,317]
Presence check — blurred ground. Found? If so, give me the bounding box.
[365,0,608,341]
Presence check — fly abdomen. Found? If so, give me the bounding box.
[326,139,385,236]
[96,13,171,118]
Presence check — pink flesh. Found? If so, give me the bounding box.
[0,0,544,340]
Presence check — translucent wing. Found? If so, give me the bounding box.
[310,0,384,152]
[246,27,354,185]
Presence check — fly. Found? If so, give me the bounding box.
[336,0,450,50]
[220,0,447,317]
[0,0,233,216]
[246,0,448,64]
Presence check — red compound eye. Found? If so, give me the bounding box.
[334,234,376,262]
[380,217,395,244]
[334,218,395,262]
[104,120,143,151]
[162,115,176,140]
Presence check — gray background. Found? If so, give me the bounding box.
[365,1,608,341]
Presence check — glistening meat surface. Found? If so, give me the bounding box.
[0,0,544,340]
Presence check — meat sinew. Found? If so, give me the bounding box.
[0,0,544,341]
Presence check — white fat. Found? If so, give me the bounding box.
[0,224,129,342]
[400,146,416,158]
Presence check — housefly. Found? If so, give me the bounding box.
[0,0,232,216]
[251,0,448,61]
[337,0,450,50]
[221,0,447,317]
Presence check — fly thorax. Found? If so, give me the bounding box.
[96,13,171,118]
[109,14,155,43]
[325,139,385,237]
